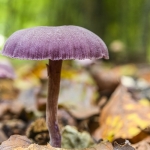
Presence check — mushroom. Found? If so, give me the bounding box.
[1,25,109,147]
[0,59,15,79]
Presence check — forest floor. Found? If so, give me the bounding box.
[0,60,150,150]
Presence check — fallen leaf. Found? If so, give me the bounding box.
[0,135,32,150]
[132,136,150,150]
[88,65,120,96]
[0,130,7,144]
[96,85,150,141]
[0,79,17,101]
[0,101,24,120]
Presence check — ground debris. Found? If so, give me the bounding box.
[0,135,114,150]
[132,136,150,150]
[114,140,135,150]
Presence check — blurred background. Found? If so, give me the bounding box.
[1,0,150,149]
[0,0,150,63]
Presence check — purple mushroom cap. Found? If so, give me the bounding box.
[0,61,15,79]
[2,26,109,60]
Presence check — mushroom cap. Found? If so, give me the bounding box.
[0,60,15,79]
[2,26,109,60]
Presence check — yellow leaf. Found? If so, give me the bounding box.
[124,104,135,110]
[128,127,140,136]
[139,99,150,106]
[127,113,139,120]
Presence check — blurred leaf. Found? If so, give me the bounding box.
[14,64,40,90]
[0,79,17,100]
[139,99,150,107]
[132,136,150,150]
[96,85,150,141]
[58,78,98,119]
[112,64,138,77]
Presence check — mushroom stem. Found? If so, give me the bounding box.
[46,59,62,148]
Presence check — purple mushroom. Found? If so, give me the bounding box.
[0,59,15,79]
[1,25,109,147]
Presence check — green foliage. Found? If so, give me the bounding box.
[0,0,150,63]
[1,0,85,36]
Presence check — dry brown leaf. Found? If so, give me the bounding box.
[67,105,99,120]
[0,130,7,144]
[0,101,24,119]
[95,85,150,141]
[88,65,120,96]
[58,78,99,119]
[0,79,17,100]
[1,119,26,138]
[132,136,150,150]
[0,135,32,150]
